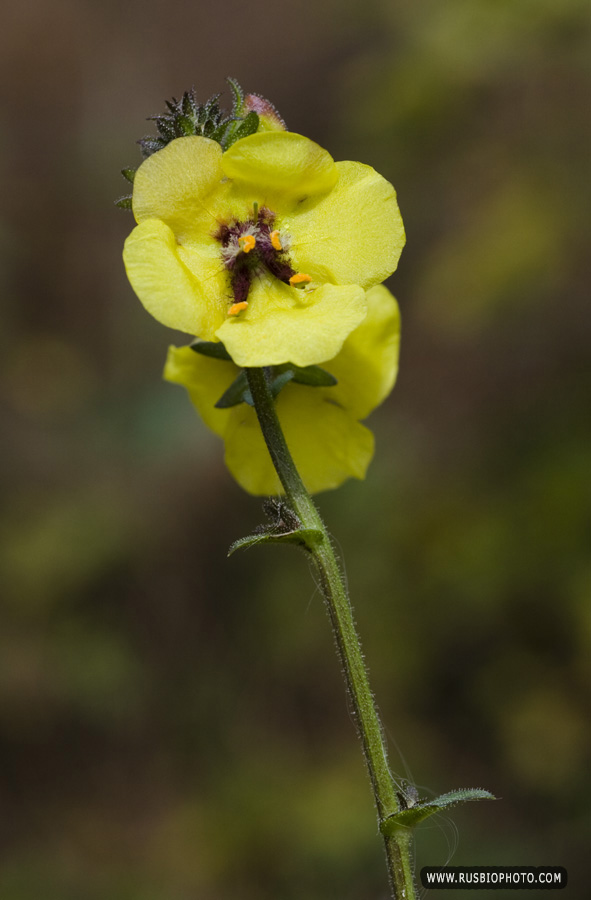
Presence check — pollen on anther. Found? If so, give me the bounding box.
[270,230,283,251]
[238,235,256,254]
[228,301,249,316]
[289,273,312,287]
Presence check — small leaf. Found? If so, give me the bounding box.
[121,167,136,183]
[381,788,496,835]
[214,371,253,408]
[228,528,324,556]
[115,195,132,209]
[190,339,232,361]
[424,788,496,810]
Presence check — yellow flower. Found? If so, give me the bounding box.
[164,285,400,495]
[123,132,404,369]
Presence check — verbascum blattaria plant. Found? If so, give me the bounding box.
[120,79,494,899]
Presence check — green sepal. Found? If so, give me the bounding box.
[126,80,285,176]
[214,371,253,409]
[138,135,167,158]
[271,363,338,397]
[284,363,338,388]
[151,115,178,142]
[270,369,295,397]
[121,167,136,183]
[176,114,195,136]
[206,355,337,407]
[266,363,338,401]
[115,195,133,209]
[380,788,496,836]
[228,528,324,556]
[200,94,222,124]
[227,77,244,116]
[190,339,232,361]
[224,111,260,149]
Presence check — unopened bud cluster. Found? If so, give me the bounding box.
[116,78,285,210]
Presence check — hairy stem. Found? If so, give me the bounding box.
[245,367,416,900]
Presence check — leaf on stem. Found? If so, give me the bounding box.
[380,788,496,835]
[228,528,324,556]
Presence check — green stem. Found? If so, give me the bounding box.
[245,367,417,900]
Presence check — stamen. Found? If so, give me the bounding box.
[238,235,256,254]
[228,301,249,316]
[270,230,283,251]
[289,273,312,288]
[252,201,259,223]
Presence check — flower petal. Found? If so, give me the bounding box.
[163,345,237,435]
[215,281,366,368]
[221,132,338,208]
[123,219,226,337]
[325,285,401,419]
[285,160,405,289]
[132,136,226,240]
[224,384,374,496]
[164,343,376,496]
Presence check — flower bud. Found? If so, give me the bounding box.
[243,93,286,132]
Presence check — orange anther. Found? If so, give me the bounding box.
[228,301,249,316]
[270,230,283,251]
[238,234,256,253]
[289,273,312,287]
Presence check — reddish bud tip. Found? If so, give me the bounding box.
[243,93,287,132]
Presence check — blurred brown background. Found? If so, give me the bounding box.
[1,1,590,898]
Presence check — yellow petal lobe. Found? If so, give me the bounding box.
[123,218,225,337]
[216,282,366,368]
[221,132,338,205]
[132,136,225,240]
[286,160,405,289]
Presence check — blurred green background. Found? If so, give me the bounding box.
[1,1,590,897]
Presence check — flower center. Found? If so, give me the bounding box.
[215,206,311,315]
